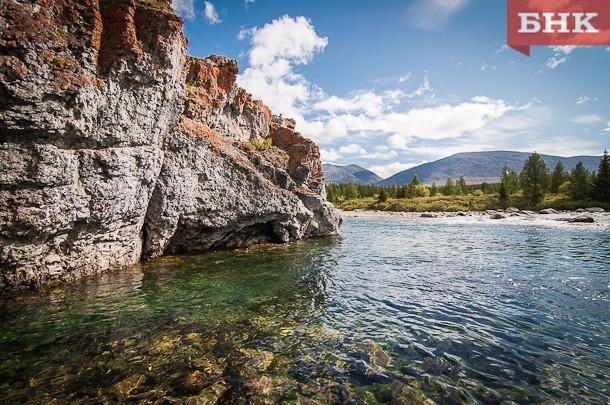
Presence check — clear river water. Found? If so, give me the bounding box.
[1,215,609,404]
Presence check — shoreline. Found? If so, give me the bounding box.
[339,207,607,221]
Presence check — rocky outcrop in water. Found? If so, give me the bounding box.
[0,0,341,290]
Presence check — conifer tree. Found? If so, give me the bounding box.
[568,161,591,200]
[377,187,389,203]
[592,150,610,202]
[457,176,467,195]
[443,178,456,196]
[521,152,550,205]
[499,180,509,206]
[550,161,566,194]
[346,179,360,200]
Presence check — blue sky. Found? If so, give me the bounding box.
[172,0,610,178]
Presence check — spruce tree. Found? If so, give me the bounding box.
[346,179,359,200]
[481,181,489,194]
[457,176,467,195]
[550,161,566,194]
[430,182,439,196]
[499,179,509,206]
[521,152,550,205]
[377,188,389,203]
[568,161,591,200]
[410,175,421,186]
[443,178,455,196]
[592,150,610,202]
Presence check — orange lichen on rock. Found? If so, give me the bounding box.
[183,56,238,119]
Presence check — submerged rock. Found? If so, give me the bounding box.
[490,213,507,220]
[0,0,341,290]
[586,207,605,213]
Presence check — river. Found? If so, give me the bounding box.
[1,215,609,403]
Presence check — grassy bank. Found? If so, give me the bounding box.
[336,193,610,212]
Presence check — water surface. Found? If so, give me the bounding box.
[1,216,609,403]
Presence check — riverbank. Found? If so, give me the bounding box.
[340,207,609,224]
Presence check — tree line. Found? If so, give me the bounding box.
[326,150,610,207]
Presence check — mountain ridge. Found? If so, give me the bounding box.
[378,151,601,185]
[323,164,383,185]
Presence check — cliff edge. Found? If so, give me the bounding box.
[0,0,341,290]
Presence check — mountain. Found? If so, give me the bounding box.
[378,151,602,186]
[323,164,383,185]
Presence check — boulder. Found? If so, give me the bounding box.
[539,208,559,215]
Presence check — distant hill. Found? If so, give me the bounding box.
[323,164,383,185]
[378,151,602,186]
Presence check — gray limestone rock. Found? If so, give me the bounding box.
[0,0,340,290]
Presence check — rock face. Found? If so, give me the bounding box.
[0,0,341,290]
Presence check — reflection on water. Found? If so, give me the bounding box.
[1,217,609,403]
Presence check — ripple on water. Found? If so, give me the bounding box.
[0,217,609,403]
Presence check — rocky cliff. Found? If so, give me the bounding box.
[0,0,341,290]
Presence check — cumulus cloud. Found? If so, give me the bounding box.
[171,0,196,20]
[369,162,419,179]
[203,1,221,25]
[339,144,367,155]
[408,0,470,30]
[238,15,328,119]
[238,16,520,166]
[320,148,341,163]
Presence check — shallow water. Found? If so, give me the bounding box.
[1,216,609,403]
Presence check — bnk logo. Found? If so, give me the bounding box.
[507,0,610,56]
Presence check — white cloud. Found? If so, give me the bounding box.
[361,150,399,160]
[540,46,590,72]
[398,72,412,83]
[237,15,328,119]
[203,1,221,25]
[607,47,610,52]
[571,115,604,124]
[384,96,516,149]
[339,144,367,155]
[549,45,578,55]
[320,148,341,163]
[576,95,597,106]
[408,0,470,30]
[314,93,386,117]
[544,56,568,70]
[406,74,433,98]
[604,122,610,132]
[171,0,196,20]
[369,162,420,179]
[237,16,523,166]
